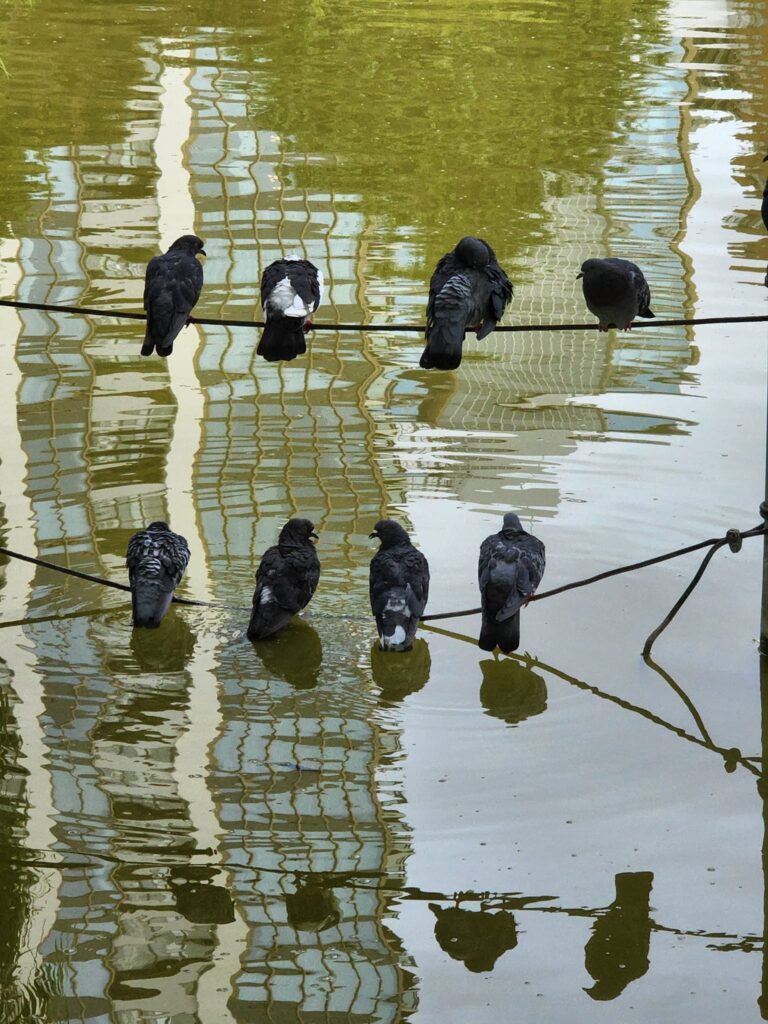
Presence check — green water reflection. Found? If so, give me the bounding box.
[0,0,766,1021]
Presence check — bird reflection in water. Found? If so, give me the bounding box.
[127,610,197,673]
[170,865,235,925]
[479,657,547,725]
[251,618,323,689]
[286,879,341,933]
[584,871,654,1000]
[371,638,431,702]
[428,903,518,972]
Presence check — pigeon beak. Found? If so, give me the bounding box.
[764,154,768,162]
[310,531,319,541]
[368,531,378,540]
[199,248,207,256]
[576,272,584,279]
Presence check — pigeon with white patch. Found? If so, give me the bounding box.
[369,519,430,652]
[578,257,655,332]
[142,235,206,357]
[762,155,768,286]
[478,512,545,654]
[126,521,191,628]
[247,518,320,640]
[420,236,513,371]
[258,257,323,362]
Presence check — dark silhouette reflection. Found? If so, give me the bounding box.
[584,871,654,1000]
[251,618,323,689]
[371,638,431,702]
[428,903,518,972]
[286,881,341,933]
[106,610,197,674]
[479,657,547,725]
[170,867,235,925]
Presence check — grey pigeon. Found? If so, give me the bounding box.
[247,518,320,641]
[420,236,513,370]
[142,234,206,357]
[369,519,430,651]
[126,521,190,628]
[258,256,323,362]
[762,155,768,287]
[478,512,545,653]
[578,257,655,331]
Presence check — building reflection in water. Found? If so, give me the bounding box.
[479,657,548,726]
[583,871,654,1001]
[428,903,518,973]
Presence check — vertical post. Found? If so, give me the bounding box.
[761,357,768,652]
[759,656,768,1018]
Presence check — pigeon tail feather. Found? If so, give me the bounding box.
[479,611,520,654]
[257,319,308,362]
[131,582,175,629]
[420,322,465,370]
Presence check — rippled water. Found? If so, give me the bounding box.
[0,0,767,1020]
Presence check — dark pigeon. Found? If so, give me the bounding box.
[369,519,430,651]
[578,257,654,332]
[247,518,320,641]
[420,236,513,371]
[126,521,190,628]
[142,234,205,357]
[258,256,323,362]
[762,155,767,287]
[478,512,545,653]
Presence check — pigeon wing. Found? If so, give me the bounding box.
[288,260,322,311]
[260,260,290,309]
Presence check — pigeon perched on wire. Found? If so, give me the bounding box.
[142,234,206,357]
[478,513,545,653]
[369,519,430,651]
[420,236,513,371]
[258,256,323,362]
[578,257,655,331]
[126,521,191,628]
[247,518,320,640]
[762,155,768,286]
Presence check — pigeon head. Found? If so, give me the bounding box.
[369,519,411,548]
[146,520,170,532]
[500,512,524,537]
[169,234,206,256]
[576,257,609,280]
[279,518,318,545]
[454,236,492,269]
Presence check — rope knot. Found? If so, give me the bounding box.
[726,529,742,553]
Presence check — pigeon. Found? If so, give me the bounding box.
[762,156,768,287]
[258,256,323,362]
[142,234,205,357]
[126,521,191,628]
[369,519,430,651]
[247,518,320,641]
[578,257,655,331]
[478,512,545,653]
[420,236,513,371]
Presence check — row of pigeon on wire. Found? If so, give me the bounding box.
[126,512,545,653]
[142,233,655,370]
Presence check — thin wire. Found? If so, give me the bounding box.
[1,297,766,334]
